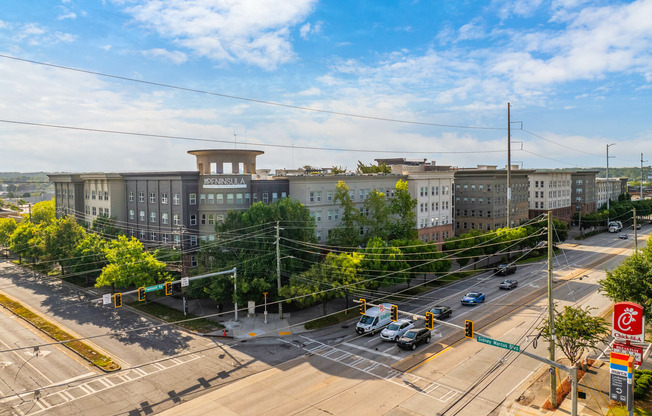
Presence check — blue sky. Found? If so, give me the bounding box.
[2,0,652,173]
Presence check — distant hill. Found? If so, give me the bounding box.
[537,167,652,182]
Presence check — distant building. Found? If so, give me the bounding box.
[571,170,599,216]
[528,171,572,224]
[596,178,627,209]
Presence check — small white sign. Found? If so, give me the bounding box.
[181,277,189,287]
[102,294,111,305]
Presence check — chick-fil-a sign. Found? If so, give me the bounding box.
[612,302,645,342]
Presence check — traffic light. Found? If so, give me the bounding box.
[359,298,367,315]
[165,281,173,296]
[390,304,398,322]
[137,287,146,302]
[114,293,122,308]
[425,312,434,330]
[464,319,473,338]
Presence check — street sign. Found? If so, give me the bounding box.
[181,277,189,287]
[610,373,628,403]
[102,293,111,305]
[610,352,634,407]
[476,335,520,352]
[613,341,644,366]
[145,284,164,293]
[612,302,645,342]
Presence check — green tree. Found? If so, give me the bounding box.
[96,235,170,289]
[328,181,361,247]
[363,190,392,241]
[538,306,609,365]
[282,252,365,315]
[42,216,86,272]
[0,218,18,249]
[389,179,417,241]
[68,233,107,284]
[356,161,391,174]
[92,216,123,238]
[331,166,347,174]
[391,239,451,286]
[599,240,652,320]
[26,200,55,225]
[360,237,407,288]
[9,221,43,263]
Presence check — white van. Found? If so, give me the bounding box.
[356,303,393,335]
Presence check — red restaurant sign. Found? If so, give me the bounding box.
[613,341,643,367]
[612,302,645,342]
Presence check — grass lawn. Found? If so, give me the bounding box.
[129,301,223,333]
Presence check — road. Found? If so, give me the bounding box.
[0,226,647,415]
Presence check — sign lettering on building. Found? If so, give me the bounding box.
[203,177,247,189]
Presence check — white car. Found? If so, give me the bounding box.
[380,319,414,342]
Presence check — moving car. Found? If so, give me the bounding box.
[427,305,452,320]
[631,224,641,230]
[380,319,414,342]
[494,264,517,276]
[356,303,392,335]
[619,234,628,240]
[461,292,485,305]
[397,328,431,350]
[499,279,518,290]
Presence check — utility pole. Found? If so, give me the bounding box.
[276,221,283,319]
[547,211,557,408]
[606,143,616,214]
[178,225,188,316]
[634,208,638,253]
[507,103,511,228]
[641,153,647,201]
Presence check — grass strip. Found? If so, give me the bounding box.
[0,293,119,371]
[129,301,223,333]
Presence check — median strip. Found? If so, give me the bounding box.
[0,292,120,372]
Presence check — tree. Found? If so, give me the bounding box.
[331,166,347,174]
[9,221,43,263]
[68,233,107,284]
[599,240,652,320]
[360,237,407,288]
[0,218,17,248]
[389,179,417,241]
[356,161,390,174]
[27,200,55,225]
[391,239,451,286]
[96,235,170,289]
[92,216,123,238]
[328,181,361,247]
[363,190,392,241]
[42,216,86,272]
[539,306,609,365]
[282,252,366,315]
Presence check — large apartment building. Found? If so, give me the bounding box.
[454,166,533,232]
[528,171,572,223]
[571,170,599,217]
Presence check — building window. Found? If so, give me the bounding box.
[162,213,169,224]
[161,193,168,204]
[272,192,278,203]
[191,256,198,267]
[173,214,180,225]
[104,191,109,201]
[150,212,157,222]
[208,214,214,225]
[174,234,180,247]
[91,190,96,200]
[236,193,243,204]
[189,193,197,204]
[327,191,333,202]
[262,193,269,204]
[334,209,339,220]
[309,191,315,203]
[217,194,223,204]
[217,214,224,224]
[201,214,206,225]
[200,194,206,204]
[151,232,157,241]
[139,210,145,221]
[227,194,234,204]
[359,189,364,199]
[350,190,355,200]
[207,194,214,204]
[328,210,332,221]
[129,209,135,220]
[140,230,146,239]
[162,234,168,243]
[150,192,156,203]
[139,192,145,202]
[190,214,197,225]
[190,235,198,247]
[173,193,180,205]
[245,193,251,204]
[85,190,89,199]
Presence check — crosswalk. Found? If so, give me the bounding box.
[6,353,203,416]
[281,335,462,403]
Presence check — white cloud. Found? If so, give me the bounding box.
[296,87,321,96]
[122,0,317,69]
[57,12,77,20]
[299,23,311,39]
[142,48,188,64]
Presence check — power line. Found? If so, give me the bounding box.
[0,54,504,131]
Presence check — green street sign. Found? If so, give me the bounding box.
[476,335,520,352]
[145,284,164,293]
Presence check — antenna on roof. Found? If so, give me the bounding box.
[233,130,237,148]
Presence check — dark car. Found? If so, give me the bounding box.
[494,264,517,276]
[499,279,518,290]
[461,292,485,305]
[619,234,628,240]
[428,306,452,320]
[397,328,431,350]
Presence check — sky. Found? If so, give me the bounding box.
[2,0,652,174]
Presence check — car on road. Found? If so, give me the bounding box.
[461,292,485,305]
[499,279,518,290]
[397,328,431,350]
[631,224,641,230]
[427,305,452,320]
[380,319,415,342]
[619,234,628,240]
[494,264,517,276]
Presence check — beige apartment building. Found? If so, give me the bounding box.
[528,171,572,223]
[454,166,533,232]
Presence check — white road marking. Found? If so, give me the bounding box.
[342,342,402,360]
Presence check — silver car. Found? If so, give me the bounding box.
[380,319,414,342]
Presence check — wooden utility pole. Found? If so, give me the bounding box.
[507,103,511,228]
[548,212,557,408]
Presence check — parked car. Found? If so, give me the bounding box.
[461,292,485,305]
[397,328,431,350]
[619,234,628,240]
[380,319,415,342]
[499,279,518,290]
[427,306,452,320]
[494,264,517,276]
